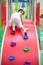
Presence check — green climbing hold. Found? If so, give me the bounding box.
[24,47,30,52]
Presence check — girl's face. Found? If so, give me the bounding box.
[20,11,24,15]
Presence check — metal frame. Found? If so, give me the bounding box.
[34,0,37,22]
[6,0,37,22]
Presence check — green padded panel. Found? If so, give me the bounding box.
[0,26,5,50]
[0,21,2,28]
[36,26,40,39]
[40,50,43,65]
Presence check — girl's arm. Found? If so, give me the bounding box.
[20,15,23,24]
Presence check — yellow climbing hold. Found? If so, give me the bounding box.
[24,28,28,31]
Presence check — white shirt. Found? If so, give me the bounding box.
[11,12,22,21]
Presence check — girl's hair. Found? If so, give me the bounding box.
[18,9,25,15]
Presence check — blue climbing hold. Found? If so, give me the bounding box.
[9,56,15,61]
[23,32,28,39]
[11,42,16,46]
[24,62,30,65]
[23,35,28,39]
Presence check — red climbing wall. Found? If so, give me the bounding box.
[2,20,39,65]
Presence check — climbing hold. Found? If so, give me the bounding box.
[24,61,30,65]
[23,35,28,39]
[23,32,28,39]
[9,55,15,61]
[25,15,28,19]
[11,42,16,46]
[24,28,28,31]
[24,47,30,52]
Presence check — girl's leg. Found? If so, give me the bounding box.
[11,21,15,34]
[12,25,15,32]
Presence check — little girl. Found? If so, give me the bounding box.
[9,9,26,34]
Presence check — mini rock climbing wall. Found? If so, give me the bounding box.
[1,20,39,65]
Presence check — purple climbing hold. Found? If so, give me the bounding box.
[11,42,16,46]
[24,62,30,65]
